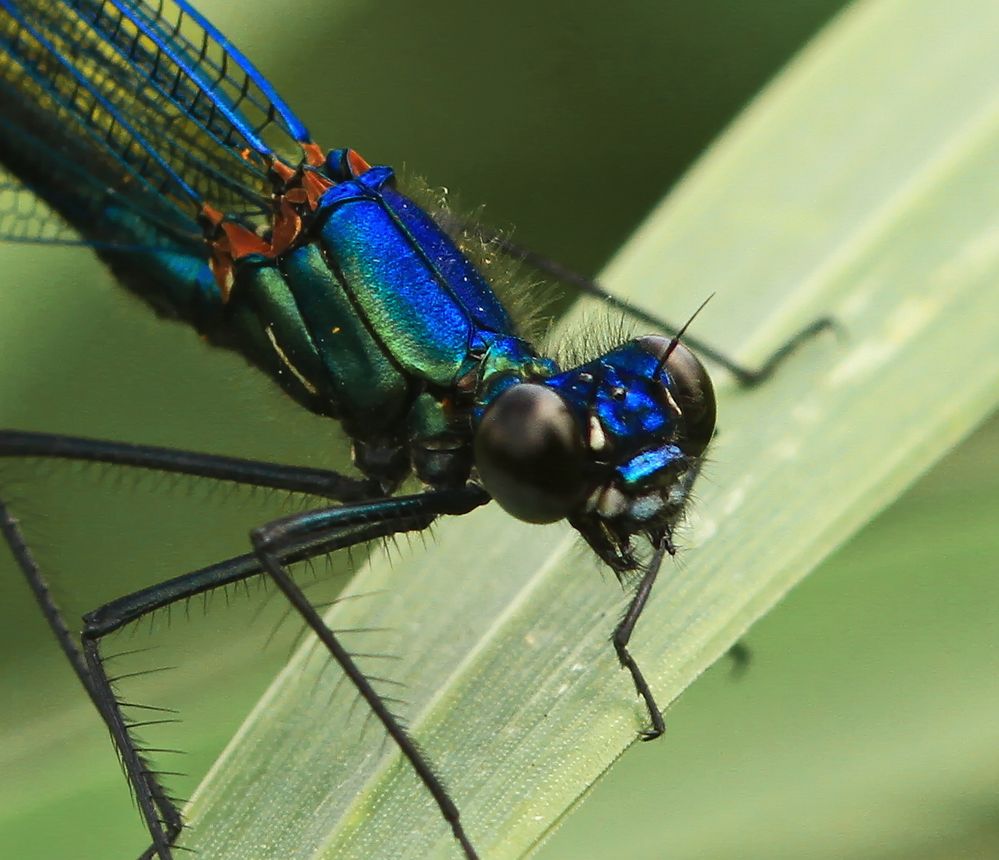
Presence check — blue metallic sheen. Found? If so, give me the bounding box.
[535,341,682,456]
[616,445,683,485]
[318,170,479,386]
[316,167,518,386]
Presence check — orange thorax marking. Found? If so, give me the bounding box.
[202,143,336,302]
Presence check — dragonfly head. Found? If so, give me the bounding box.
[474,335,715,571]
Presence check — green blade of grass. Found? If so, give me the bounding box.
[182,0,999,857]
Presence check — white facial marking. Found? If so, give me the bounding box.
[588,414,607,452]
[597,486,627,518]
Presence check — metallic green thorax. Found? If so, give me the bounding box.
[220,165,557,488]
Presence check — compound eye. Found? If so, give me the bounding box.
[474,383,587,523]
[639,336,717,456]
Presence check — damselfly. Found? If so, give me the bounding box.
[0,1,830,857]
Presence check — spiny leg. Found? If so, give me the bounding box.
[0,432,391,857]
[82,485,490,859]
[0,431,382,501]
[0,497,94,701]
[77,518,425,860]
[82,638,182,858]
[0,499,183,851]
[249,485,490,860]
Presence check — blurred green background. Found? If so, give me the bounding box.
[1,1,996,858]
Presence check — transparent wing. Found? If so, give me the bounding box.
[0,0,316,243]
[0,167,84,243]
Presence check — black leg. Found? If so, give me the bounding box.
[482,232,838,385]
[75,510,437,860]
[0,498,185,857]
[0,430,383,500]
[83,638,182,859]
[0,497,94,701]
[2,433,492,860]
[608,455,707,740]
[612,536,672,741]
[249,485,490,860]
[4,494,487,859]
[0,432,399,858]
[76,551,281,859]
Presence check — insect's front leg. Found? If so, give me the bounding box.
[612,538,671,741]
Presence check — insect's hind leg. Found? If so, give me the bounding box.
[82,636,183,859]
[65,487,488,860]
[0,498,183,857]
[69,551,292,859]
[0,431,388,858]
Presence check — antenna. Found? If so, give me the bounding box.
[653,293,714,380]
